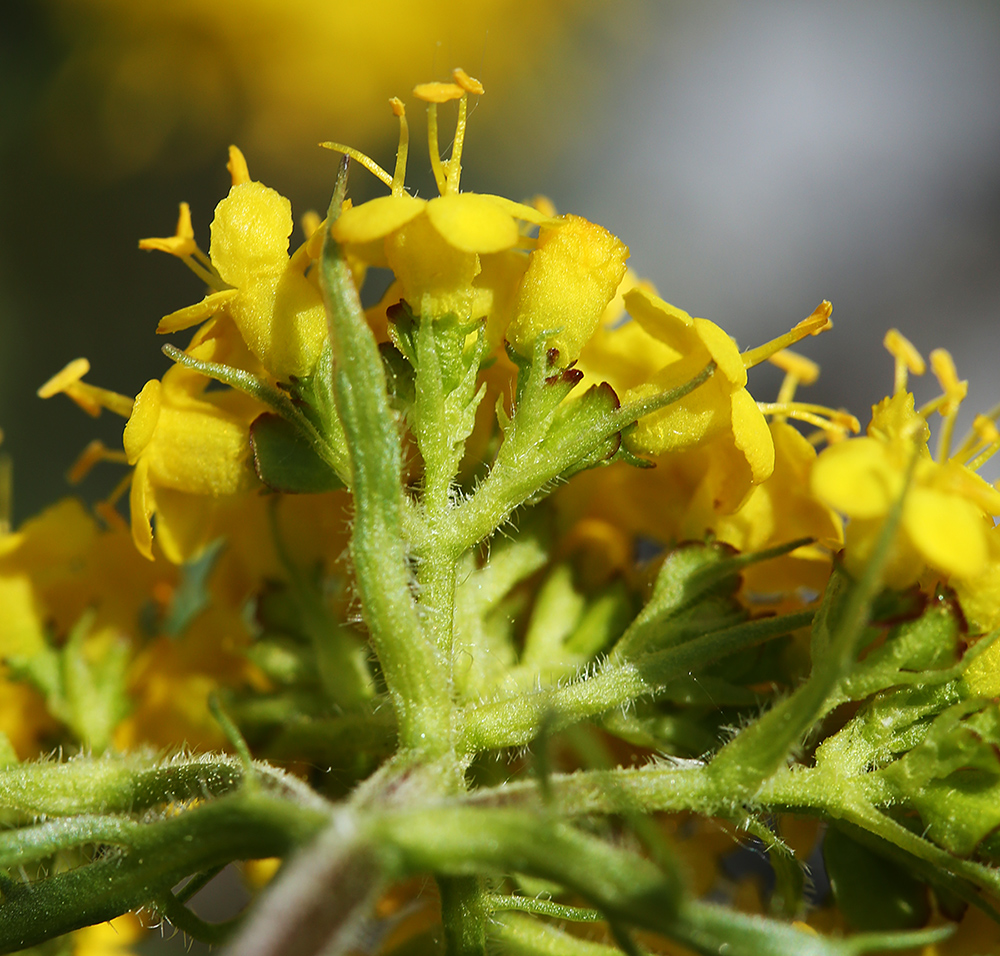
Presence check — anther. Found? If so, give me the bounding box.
[741,301,832,370]
[67,439,130,485]
[389,97,410,197]
[38,359,135,419]
[227,145,251,186]
[884,329,925,395]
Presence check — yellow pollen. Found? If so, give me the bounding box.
[227,145,251,186]
[389,97,410,197]
[452,68,484,95]
[413,81,465,103]
[741,300,833,370]
[883,328,925,394]
[67,439,129,485]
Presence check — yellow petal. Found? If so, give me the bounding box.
[123,380,162,464]
[507,215,628,364]
[811,438,902,519]
[730,387,774,484]
[903,487,987,578]
[331,194,425,245]
[625,288,744,386]
[692,317,746,386]
[157,289,238,334]
[129,458,156,561]
[210,182,292,288]
[425,194,519,253]
[153,488,218,565]
[0,576,47,658]
[478,194,555,226]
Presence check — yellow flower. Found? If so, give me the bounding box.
[505,214,629,364]
[123,361,262,563]
[713,420,843,593]
[811,331,1000,594]
[142,147,329,381]
[327,76,551,325]
[71,913,143,956]
[576,289,832,514]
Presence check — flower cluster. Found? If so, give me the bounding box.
[2,70,1000,956]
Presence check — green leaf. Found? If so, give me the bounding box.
[7,611,130,753]
[824,825,930,931]
[251,412,345,494]
[161,536,227,637]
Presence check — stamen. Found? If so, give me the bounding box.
[301,210,322,240]
[929,349,965,413]
[227,145,251,186]
[928,348,966,461]
[968,438,1000,473]
[954,415,1000,469]
[758,401,860,437]
[138,203,196,258]
[105,470,135,509]
[452,68,484,95]
[319,142,393,189]
[179,255,231,293]
[445,93,468,195]
[532,196,558,218]
[389,97,410,197]
[67,439,130,485]
[139,202,226,289]
[425,103,448,196]
[741,301,832,369]
[38,358,135,419]
[884,329,925,395]
[413,81,465,103]
[769,348,819,407]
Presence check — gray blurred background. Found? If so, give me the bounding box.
[2,0,1000,525]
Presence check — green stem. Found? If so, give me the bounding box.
[447,364,715,554]
[461,610,813,753]
[438,876,487,956]
[162,344,350,485]
[0,792,327,954]
[320,163,451,755]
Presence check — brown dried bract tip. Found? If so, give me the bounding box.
[413,81,465,104]
[452,68,484,95]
